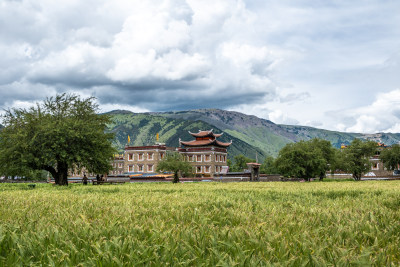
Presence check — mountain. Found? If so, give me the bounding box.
[151,109,296,156]
[154,109,400,147]
[107,109,400,160]
[106,111,267,161]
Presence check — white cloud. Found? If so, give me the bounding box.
[268,109,299,125]
[330,89,400,133]
[1,0,400,133]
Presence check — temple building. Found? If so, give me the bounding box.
[123,144,172,174]
[178,130,231,176]
[66,129,231,178]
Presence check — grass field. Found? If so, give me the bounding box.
[0,181,399,266]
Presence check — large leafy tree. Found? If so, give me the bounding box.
[156,152,192,183]
[337,139,377,181]
[0,94,116,185]
[274,139,337,181]
[275,140,326,181]
[380,144,400,172]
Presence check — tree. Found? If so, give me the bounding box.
[260,156,278,174]
[231,155,255,172]
[380,144,400,172]
[0,94,116,185]
[337,139,377,181]
[275,140,327,181]
[309,138,337,180]
[156,152,192,183]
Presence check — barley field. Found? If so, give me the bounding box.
[0,181,399,266]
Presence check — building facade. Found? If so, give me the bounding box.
[110,154,125,175]
[108,130,231,177]
[179,130,231,176]
[123,144,172,174]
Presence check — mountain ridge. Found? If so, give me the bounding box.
[106,109,400,159]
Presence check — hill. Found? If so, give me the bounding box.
[106,111,267,161]
[107,109,400,160]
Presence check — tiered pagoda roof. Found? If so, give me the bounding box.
[179,129,232,148]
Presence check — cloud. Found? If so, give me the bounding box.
[0,0,281,112]
[1,0,400,133]
[331,89,400,133]
[268,109,299,125]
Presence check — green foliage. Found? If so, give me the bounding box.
[1,181,400,265]
[380,144,400,171]
[230,155,255,172]
[336,139,377,181]
[0,94,116,185]
[260,156,278,174]
[156,152,192,183]
[309,138,337,180]
[275,139,337,180]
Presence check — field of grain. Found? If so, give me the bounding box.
[0,181,399,266]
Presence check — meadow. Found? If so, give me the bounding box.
[0,181,399,266]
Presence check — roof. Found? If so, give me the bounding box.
[180,139,231,148]
[188,129,223,138]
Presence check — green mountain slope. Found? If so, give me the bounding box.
[106,111,267,161]
[152,109,400,156]
[107,109,400,160]
[152,109,296,156]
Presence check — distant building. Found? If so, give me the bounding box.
[178,130,231,176]
[123,144,172,174]
[70,129,231,178]
[110,154,125,175]
[340,142,393,177]
[107,129,231,177]
[369,143,392,176]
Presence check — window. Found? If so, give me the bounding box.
[147,165,154,172]
[196,166,202,173]
[196,155,202,162]
[118,163,123,168]
[188,155,193,162]
[160,153,165,159]
[222,156,226,163]
[205,155,211,162]
[128,153,133,161]
[372,163,379,170]
[128,165,134,172]
[217,166,221,173]
[204,166,210,173]
[148,153,154,160]
[216,155,220,162]
[138,165,144,172]
[138,153,144,161]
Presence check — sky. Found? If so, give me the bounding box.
[1,0,400,133]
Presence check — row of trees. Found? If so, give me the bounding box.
[244,138,399,181]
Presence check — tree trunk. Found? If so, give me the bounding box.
[173,171,179,183]
[46,162,69,186]
[57,169,69,185]
[57,162,69,186]
[353,173,361,181]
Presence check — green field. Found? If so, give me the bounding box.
[1,181,399,266]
